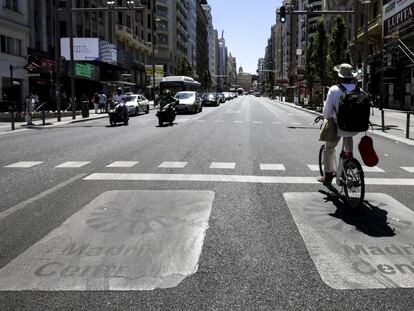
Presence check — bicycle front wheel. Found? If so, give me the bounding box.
[343,158,365,208]
[318,145,325,177]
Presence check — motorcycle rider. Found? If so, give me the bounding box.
[160,89,177,107]
[112,87,126,103]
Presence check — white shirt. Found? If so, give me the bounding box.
[323,83,358,137]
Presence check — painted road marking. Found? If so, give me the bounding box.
[252,121,263,124]
[158,161,188,168]
[209,162,235,169]
[195,120,206,123]
[215,120,224,123]
[307,165,320,171]
[227,110,240,114]
[83,173,414,186]
[284,192,414,289]
[260,164,286,171]
[363,166,385,173]
[56,161,91,168]
[272,122,282,124]
[106,161,139,168]
[401,167,414,173]
[5,161,43,168]
[290,122,302,125]
[0,174,87,222]
[234,121,244,123]
[0,190,214,291]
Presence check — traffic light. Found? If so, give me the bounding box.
[279,6,286,23]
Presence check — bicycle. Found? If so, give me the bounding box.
[315,116,365,208]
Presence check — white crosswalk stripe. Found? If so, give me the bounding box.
[362,166,385,172]
[401,167,414,173]
[260,164,286,171]
[158,161,188,168]
[307,165,320,172]
[56,161,91,168]
[5,161,43,168]
[106,161,139,168]
[209,162,235,169]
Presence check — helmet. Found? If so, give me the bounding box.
[163,89,171,96]
[116,88,122,95]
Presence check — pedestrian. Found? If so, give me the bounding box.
[98,91,107,113]
[33,93,40,110]
[25,93,35,125]
[317,63,359,186]
[93,92,99,114]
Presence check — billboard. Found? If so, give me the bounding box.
[383,0,414,37]
[61,38,118,65]
[60,38,99,61]
[145,65,164,76]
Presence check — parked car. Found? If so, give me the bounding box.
[124,94,150,116]
[202,92,220,106]
[216,93,225,103]
[223,92,232,101]
[174,91,202,113]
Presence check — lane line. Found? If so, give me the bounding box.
[0,174,87,221]
[307,165,320,171]
[106,161,139,168]
[401,167,414,173]
[56,161,91,168]
[209,162,235,169]
[158,161,188,168]
[362,166,385,172]
[5,161,43,168]
[252,121,263,124]
[83,173,414,186]
[260,164,286,171]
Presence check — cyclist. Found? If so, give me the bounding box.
[318,63,359,187]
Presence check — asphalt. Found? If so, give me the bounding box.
[1,98,413,147]
[0,96,413,310]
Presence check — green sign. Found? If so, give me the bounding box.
[75,63,92,79]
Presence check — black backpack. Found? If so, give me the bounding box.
[335,84,371,132]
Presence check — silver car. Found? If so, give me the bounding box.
[174,91,202,113]
[124,94,150,116]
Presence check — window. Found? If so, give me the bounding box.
[0,35,22,56]
[5,0,18,11]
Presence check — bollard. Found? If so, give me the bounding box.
[9,107,15,130]
[407,113,411,139]
[381,109,385,132]
[42,102,46,126]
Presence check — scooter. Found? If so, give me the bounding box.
[156,99,178,127]
[108,101,129,126]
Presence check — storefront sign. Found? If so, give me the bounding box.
[61,38,100,61]
[383,0,414,36]
[145,65,164,76]
[75,63,92,78]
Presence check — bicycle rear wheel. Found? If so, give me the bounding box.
[342,158,365,208]
[318,145,325,177]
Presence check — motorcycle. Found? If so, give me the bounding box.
[156,99,178,127]
[108,100,129,126]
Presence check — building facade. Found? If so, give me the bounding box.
[0,0,30,111]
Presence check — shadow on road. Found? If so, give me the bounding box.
[319,189,396,237]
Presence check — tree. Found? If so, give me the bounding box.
[313,19,329,87]
[201,70,212,90]
[304,36,316,88]
[327,16,351,84]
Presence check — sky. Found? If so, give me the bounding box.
[208,0,283,75]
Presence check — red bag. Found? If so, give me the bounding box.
[358,135,379,167]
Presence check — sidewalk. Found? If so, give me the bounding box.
[0,101,157,135]
[274,99,414,146]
